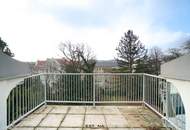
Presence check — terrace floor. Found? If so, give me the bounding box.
[10,105,169,130]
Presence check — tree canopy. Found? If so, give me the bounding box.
[0,37,14,57]
[59,41,96,73]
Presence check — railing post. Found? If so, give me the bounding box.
[44,74,47,106]
[143,73,145,102]
[165,81,169,118]
[93,73,96,107]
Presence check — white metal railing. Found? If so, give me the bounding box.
[5,73,186,130]
[144,74,185,130]
[45,73,143,104]
[6,75,45,128]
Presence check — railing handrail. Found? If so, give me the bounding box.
[43,72,144,75]
[22,73,167,79]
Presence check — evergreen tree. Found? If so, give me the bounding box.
[116,30,147,73]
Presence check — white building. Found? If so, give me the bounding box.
[34,58,65,73]
[161,53,190,130]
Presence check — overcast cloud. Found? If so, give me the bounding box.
[0,0,189,61]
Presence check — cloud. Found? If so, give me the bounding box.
[0,0,189,61]
[35,0,93,9]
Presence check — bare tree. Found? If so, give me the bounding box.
[76,44,96,73]
[163,48,183,62]
[59,41,96,73]
[183,39,190,53]
[148,47,164,75]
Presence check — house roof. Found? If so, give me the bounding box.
[0,51,31,79]
[96,60,118,67]
[161,53,190,81]
[35,58,66,67]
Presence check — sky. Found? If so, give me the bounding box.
[0,0,190,62]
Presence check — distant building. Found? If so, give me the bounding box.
[35,59,118,74]
[0,50,31,79]
[34,58,65,73]
[94,60,118,73]
[94,60,118,88]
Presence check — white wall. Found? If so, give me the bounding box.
[167,78,190,130]
[161,54,190,81]
[0,77,24,130]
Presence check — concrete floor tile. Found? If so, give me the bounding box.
[61,115,84,127]
[105,115,127,127]
[69,106,85,114]
[102,106,121,115]
[86,107,103,114]
[25,113,46,120]
[84,115,106,127]
[12,128,34,130]
[39,114,64,127]
[124,114,150,127]
[35,128,57,130]
[141,114,162,127]
[132,128,146,130]
[33,106,45,113]
[58,128,82,130]
[34,106,53,114]
[109,128,146,130]
[109,128,133,130]
[50,106,68,114]
[17,114,46,127]
[84,128,107,130]
[119,107,139,115]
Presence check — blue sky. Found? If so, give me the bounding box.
[0,0,190,61]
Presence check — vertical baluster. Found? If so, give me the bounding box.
[155,78,158,112]
[35,76,38,106]
[21,83,24,116]
[119,75,121,101]
[98,74,100,102]
[148,75,150,104]
[152,77,154,108]
[69,74,71,101]
[26,79,28,113]
[103,75,105,101]
[131,75,133,101]
[56,75,58,101]
[12,89,15,122]
[36,76,38,105]
[28,78,31,111]
[125,75,127,102]
[63,75,65,101]
[60,75,62,101]
[81,74,83,102]
[31,77,34,109]
[75,74,77,101]
[136,75,138,101]
[7,94,10,125]
[33,77,36,107]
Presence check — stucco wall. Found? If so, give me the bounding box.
[161,54,190,81]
